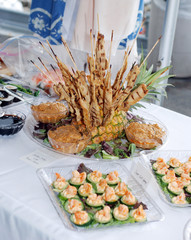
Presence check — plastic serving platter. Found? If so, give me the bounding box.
[184,218,191,240]
[37,161,164,231]
[142,150,191,208]
[24,109,168,161]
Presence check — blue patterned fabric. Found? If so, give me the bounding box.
[28,0,66,44]
[118,0,144,49]
[29,0,143,46]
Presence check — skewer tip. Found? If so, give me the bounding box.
[111,30,114,41]
[30,60,34,64]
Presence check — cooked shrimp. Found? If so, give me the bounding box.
[115,182,128,196]
[103,186,117,202]
[71,170,86,184]
[63,185,77,198]
[74,211,89,225]
[107,171,119,181]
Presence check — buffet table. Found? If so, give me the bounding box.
[0,102,191,240]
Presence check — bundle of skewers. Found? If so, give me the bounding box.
[31,19,172,151]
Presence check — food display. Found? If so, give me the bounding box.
[150,155,191,206]
[27,23,170,158]
[31,102,69,123]
[28,110,167,159]
[37,162,164,230]
[55,166,147,226]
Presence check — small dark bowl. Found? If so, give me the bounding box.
[0,110,26,136]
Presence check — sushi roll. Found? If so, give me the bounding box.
[5,85,17,92]
[1,96,14,107]
[0,88,9,98]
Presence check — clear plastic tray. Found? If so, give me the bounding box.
[37,161,164,231]
[24,109,168,161]
[184,218,191,240]
[141,150,191,208]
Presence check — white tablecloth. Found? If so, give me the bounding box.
[0,102,191,240]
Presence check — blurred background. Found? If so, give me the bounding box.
[0,0,190,116]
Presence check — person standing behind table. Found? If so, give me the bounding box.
[28,0,144,79]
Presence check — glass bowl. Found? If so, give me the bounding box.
[48,125,91,154]
[0,110,26,136]
[31,95,69,124]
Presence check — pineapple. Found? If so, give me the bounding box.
[91,111,127,144]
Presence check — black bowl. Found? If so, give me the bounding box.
[0,110,26,136]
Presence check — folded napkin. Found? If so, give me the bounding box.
[29,0,67,44]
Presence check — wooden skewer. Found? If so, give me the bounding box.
[45,39,74,78]
[71,67,76,75]
[30,60,54,83]
[93,34,96,57]
[90,29,95,70]
[108,30,114,69]
[39,41,57,63]
[139,35,162,69]
[120,53,134,90]
[90,29,94,58]
[128,18,145,56]
[97,13,100,33]
[38,57,57,84]
[50,64,63,83]
[61,36,78,71]
[46,40,62,63]
[114,46,129,90]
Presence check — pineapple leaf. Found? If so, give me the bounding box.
[129,102,146,110]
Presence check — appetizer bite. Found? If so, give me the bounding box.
[52,173,69,192]
[115,182,128,197]
[87,170,103,184]
[86,193,105,207]
[106,171,121,185]
[94,206,112,224]
[121,190,137,206]
[95,179,108,194]
[171,192,188,205]
[70,211,92,226]
[69,170,86,186]
[102,186,119,203]
[113,204,129,221]
[59,185,77,200]
[78,183,95,197]
[130,205,147,222]
[64,198,84,214]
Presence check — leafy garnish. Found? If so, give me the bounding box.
[77,163,93,174]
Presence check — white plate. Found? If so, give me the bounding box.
[142,150,191,208]
[37,161,164,231]
[23,109,168,161]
